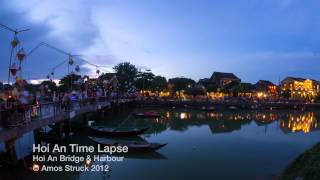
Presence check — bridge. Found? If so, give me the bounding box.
[0,97,133,165]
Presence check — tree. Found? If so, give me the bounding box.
[135,71,155,91]
[0,82,3,91]
[281,90,291,99]
[221,81,240,95]
[59,73,82,92]
[168,77,195,97]
[41,80,58,92]
[185,85,205,99]
[24,83,38,93]
[232,83,254,97]
[113,62,138,91]
[315,92,320,102]
[206,83,218,93]
[151,76,168,93]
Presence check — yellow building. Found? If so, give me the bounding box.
[281,77,320,100]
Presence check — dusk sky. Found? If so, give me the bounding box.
[1,0,320,84]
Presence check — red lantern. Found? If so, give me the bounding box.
[9,64,18,76]
[17,48,26,61]
[11,37,20,48]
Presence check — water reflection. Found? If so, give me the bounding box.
[1,109,320,180]
[280,112,319,133]
[122,109,320,135]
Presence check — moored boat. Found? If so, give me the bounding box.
[89,126,149,137]
[89,136,167,152]
[199,106,216,111]
[134,111,161,118]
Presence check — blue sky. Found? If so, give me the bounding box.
[0,0,320,83]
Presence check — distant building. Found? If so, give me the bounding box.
[254,80,277,95]
[198,78,216,87]
[281,77,320,99]
[210,72,241,88]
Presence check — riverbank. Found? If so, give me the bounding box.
[136,99,320,111]
[280,143,320,180]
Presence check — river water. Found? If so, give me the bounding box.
[1,107,320,180]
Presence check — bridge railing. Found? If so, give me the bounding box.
[0,96,123,129]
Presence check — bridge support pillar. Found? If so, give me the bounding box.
[4,138,18,165]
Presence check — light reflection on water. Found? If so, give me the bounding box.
[1,108,320,180]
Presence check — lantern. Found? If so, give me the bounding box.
[46,75,50,79]
[51,71,54,76]
[96,69,100,74]
[11,37,20,48]
[9,64,18,76]
[75,65,80,72]
[16,48,26,61]
[68,57,74,65]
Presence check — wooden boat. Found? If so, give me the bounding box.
[134,111,161,118]
[89,126,149,137]
[199,106,215,111]
[89,136,167,152]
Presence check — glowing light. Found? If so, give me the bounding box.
[180,112,189,120]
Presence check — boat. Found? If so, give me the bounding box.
[199,106,215,111]
[229,106,238,110]
[134,111,161,118]
[89,126,149,137]
[89,136,167,152]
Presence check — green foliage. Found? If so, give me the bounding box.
[151,76,167,92]
[113,62,138,91]
[168,77,195,97]
[59,74,82,92]
[280,143,320,180]
[41,80,57,91]
[185,85,205,98]
[24,83,38,93]
[221,81,240,94]
[206,83,218,93]
[314,92,320,102]
[233,83,254,95]
[135,71,155,91]
[281,90,291,99]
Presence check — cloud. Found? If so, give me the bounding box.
[219,51,320,83]
[1,0,320,84]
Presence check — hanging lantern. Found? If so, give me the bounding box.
[9,64,18,76]
[46,75,50,79]
[75,65,80,72]
[16,48,26,61]
[51,71,54,76]
[68,57,74,65]
[96,69,100,74]
[11,37,20,48]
